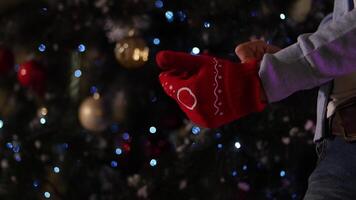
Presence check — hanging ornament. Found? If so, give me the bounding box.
[37,106,48,118]
[17,60,46,96]
[114,36,149,69]
[0,46,14,75]
[289,0,312,23]
[78,94,108,132]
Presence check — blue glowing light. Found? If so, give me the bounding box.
[177,11,187,22]
[44,192,51,198]
[165,11,174,22]
[234,142,241,149]
[232,170,238,177]
[111,161,118,168]
[280,170,286,177]
[217,144,223,149]
[191,126,201,135]
[204,22,211,28]
[215,132,222,139]
[74,69,82,78]
[53,166,60,173]
[14,154,21,162]
[0,120,3,129]
[155,0,164,8]
[6,142,13,149]
[90,86,98,94]
[122,132,130,141]
[150,159,157,167]
[191,47,200,55]
[115,148,123,155]
[242,165,248,171]
[33,180,40,188]
[149,126,157,134]
[280,13,286,20]
[78,44,86,52]
[153,38,160,45]
[13,145,20,153]
[38,44,46,52]
[40,117,46,124]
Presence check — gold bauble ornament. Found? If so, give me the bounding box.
[114,37,149,69]
[289,0,312,23]
[78,95,108,132]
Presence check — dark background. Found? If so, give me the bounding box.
[0,0,334,199]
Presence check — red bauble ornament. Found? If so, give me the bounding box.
[17,60,46,96]
[0,47,14,75]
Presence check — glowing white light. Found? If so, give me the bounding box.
[204,22,211,28]
[115,148,122,155]
[38,44,46,52]
[40,118,46,124]
[0,120,3,129]
[153,38,160,45]
[234,142,241,149]
[191,47,200,55]
[149,126,157,134]
[165,11,174,22]
[44,192,51,198]
[78,44,86,52]
[280,170,286,177]
[53,166,60,173]
[150,159,157,167]
[280,13,286,20]
[74,69,82,78]
[191,126,200,135]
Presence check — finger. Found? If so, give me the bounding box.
[235,48,255,63]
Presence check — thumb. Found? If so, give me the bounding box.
[156,50,204,72]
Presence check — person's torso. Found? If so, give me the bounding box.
[314,0,355,142]
[326,0,356,118]
[327,72,356,117]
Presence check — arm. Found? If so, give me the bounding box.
[259,9,356,103]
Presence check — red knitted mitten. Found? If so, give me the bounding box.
[156,50,266,128]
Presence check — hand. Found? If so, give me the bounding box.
[235,40,281,63]
[156,50,267,128]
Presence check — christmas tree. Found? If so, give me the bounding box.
[0,0,334,199]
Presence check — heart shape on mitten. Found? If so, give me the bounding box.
[156,50,266,128]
